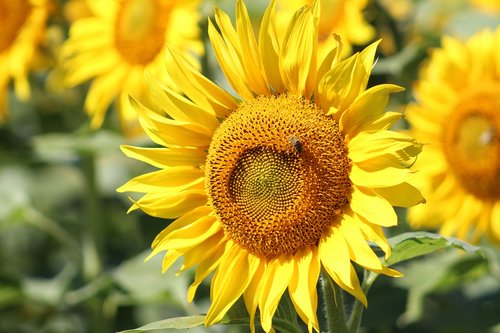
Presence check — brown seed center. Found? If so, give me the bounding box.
[0,0,32,54]
[442,86,500,199]
[114,0,171,65]
[205,93,352,259]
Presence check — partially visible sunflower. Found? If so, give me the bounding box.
[407,27,500,244]
[276,0,375,59]
[0,0,49,121]
[60,0,203,136]
[118,0,424,331]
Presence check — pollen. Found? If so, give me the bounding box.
[114,0,171,65]
[442,86,500,199]
[205,93,352,259]
[0,1,31,53]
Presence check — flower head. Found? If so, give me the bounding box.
[119,0,423,331]
[407,27,500,244]
[0,0,49,121]
[60,0,203,136]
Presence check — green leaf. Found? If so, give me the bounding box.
[384,231,483,267]
[121,293,305,333]
[117,315,206,333]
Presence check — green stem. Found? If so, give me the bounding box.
[80,152,107,333]
[320,270,348,333]
[347,271,379,333]
[81,153,103,281]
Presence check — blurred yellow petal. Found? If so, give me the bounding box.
[407,27,500,244]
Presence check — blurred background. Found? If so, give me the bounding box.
[1,0,500,332]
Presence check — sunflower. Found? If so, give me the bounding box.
[0,0,49,121]
[276,0,375,59]
[118,0,423,331]
[60,0,203,136]
[407,28,500,244]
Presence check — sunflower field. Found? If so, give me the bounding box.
[1,0,500,333]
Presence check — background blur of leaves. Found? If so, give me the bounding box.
[1,0,499,332]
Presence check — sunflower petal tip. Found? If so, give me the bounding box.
[144,251,157,262]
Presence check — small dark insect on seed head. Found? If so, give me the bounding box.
[288,136,303,153]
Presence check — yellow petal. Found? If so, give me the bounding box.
[490,202,500,243]
[144,73,220,132]
[316,34,342,84]
[159,250,182,272]
[324,263,367,307]
[358,40,380,90]
[64,51,117,86]
[157,215,220,251]
[150,206,214,250]
[348,130,421,164]
[319,225,352,289]
[166,48,238,118]
[355,220,391,258]
[453,195,483,241]
[289,247,320,333]
[236,0,270,95]
[258,257,294,332]
[258,0,286,93]
[341,84,404,137]
[374,182,425,207]
[350,163,412,188]
[187,237,227,302]
[243,262,266,333]
[130,190,207,219]
[340,216,386,272]
[85,64,129,128]
[120,145,206,169]
[279,2,317,98]
[208,17,253,99]
[350,186,398,227]
[180,233,225,273]
[206,242,260,325]
[133,98,212,147]
[86,0,117,20]
[470,203,492,243]
[316,54,361,118]
[117,167,203,193]
[339,215,402,276]
[405,104,442,137]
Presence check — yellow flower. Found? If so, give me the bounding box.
[60,0,203,136]
[118,0,423,331]
[276,0,375,59]
[0,0,49,121]
[407,28,500,244]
